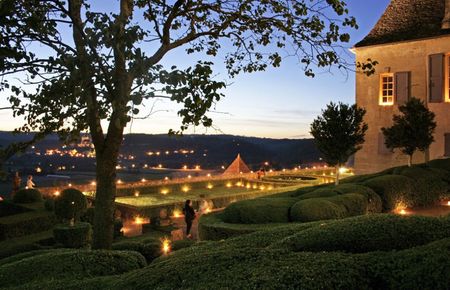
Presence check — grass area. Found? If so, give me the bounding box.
[116,184,305,209]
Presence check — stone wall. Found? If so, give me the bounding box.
[354,35,450,173]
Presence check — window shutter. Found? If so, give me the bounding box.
[445,133,450,157]
[429,54,444,103]
[378,132,391,155]
[395,71,410,105]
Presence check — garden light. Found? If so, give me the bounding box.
[172,209,182,218]
[117,179,123,184]
[164,177,169,181]
[161,238,171,255]
[134,191,140,197]
[226,182,232,188]
[182,185,190,192]
[91,181,96,186]
[134,216,144,225]
[68,183,72,187]
[54,190,60,197]
[160,188,169,195]
[206,183,214,189]
[141,178,147,182]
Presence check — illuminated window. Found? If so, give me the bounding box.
[379,73,394,105]
[446,54,450,102]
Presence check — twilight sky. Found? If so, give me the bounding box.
[0,0,391,138]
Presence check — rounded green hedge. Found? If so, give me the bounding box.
[335,184,382,213]
[272,214,450,253]
[222,198,297,224]
[54,188,88,221]
[0,249,147,288]
[290,198,347,222]
[53,222,92,249]
[44,198,55,211]
[112,241,160,262]
[12,188,43,204]
[427,158,450,172]
[296,187,339,200]
[363,175,414,211]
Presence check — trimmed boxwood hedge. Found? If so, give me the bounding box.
[0,211,57,241]
[54,188,88,222]
[198,212,294,241]
[53,222,92,249]
[363,175,414,211]
[222,198,297,224]
[290,198,347,222]
[427,158,450,172]
[112,240,161,262]
[12,188,43,204]
[334,184,382,213]
[272,214,450,253]
[4,215,450,290]
[0,249,147,288]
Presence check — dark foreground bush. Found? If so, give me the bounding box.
[0,249,146,288]
[222,198,296,224]
[7,215,450,290]
[54,188,88,222]
[108,237,450,290]
[53,222,92,248]
[12,188,42,204]
[272,214,450,253]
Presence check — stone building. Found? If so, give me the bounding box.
[354,0,450,173]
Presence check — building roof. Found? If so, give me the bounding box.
[355,0,450,48]
[223,154,251,175]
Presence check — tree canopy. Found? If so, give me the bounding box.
[382,97,436,167]
[0,0,372,248]
[310,102,367,184]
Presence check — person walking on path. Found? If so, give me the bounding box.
[183,199,196,239]
[12,171,21,197]
[26,175,36,189]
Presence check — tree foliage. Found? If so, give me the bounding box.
[382,97,436,167]
[310,102,367,184]
[1,0,372,248]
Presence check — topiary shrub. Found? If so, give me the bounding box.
[290,199,347,222]
[112,240,161,262]
[0,249,146,288]
[221,198,296,224]
[327,193,368,216]
[427,158,450,172]
[54,188,88,222]
[53,222,92,248]
[390,167,447,207]
[335,184,382,213]
[271,214,450,253]
[12,188,42,204]
[363,175,414,211]
[296,187,339,200]
[44,198,55,211]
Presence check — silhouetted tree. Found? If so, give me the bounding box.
[382,97,436,167]
[310,102,367,185]
[1,0,375,248]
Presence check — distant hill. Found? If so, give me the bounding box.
[0,132,320,170]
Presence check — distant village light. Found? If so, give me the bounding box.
[141,178,147,182]
[91,181,96,186]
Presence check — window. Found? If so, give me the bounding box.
[446,54,450,102]
[445,133,450,157]
[379,73,394,105]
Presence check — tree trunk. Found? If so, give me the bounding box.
[92,148,120,249]
[407,154,412,167]
[335,166,340,186]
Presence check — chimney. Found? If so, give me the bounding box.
[443,0,450,29]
